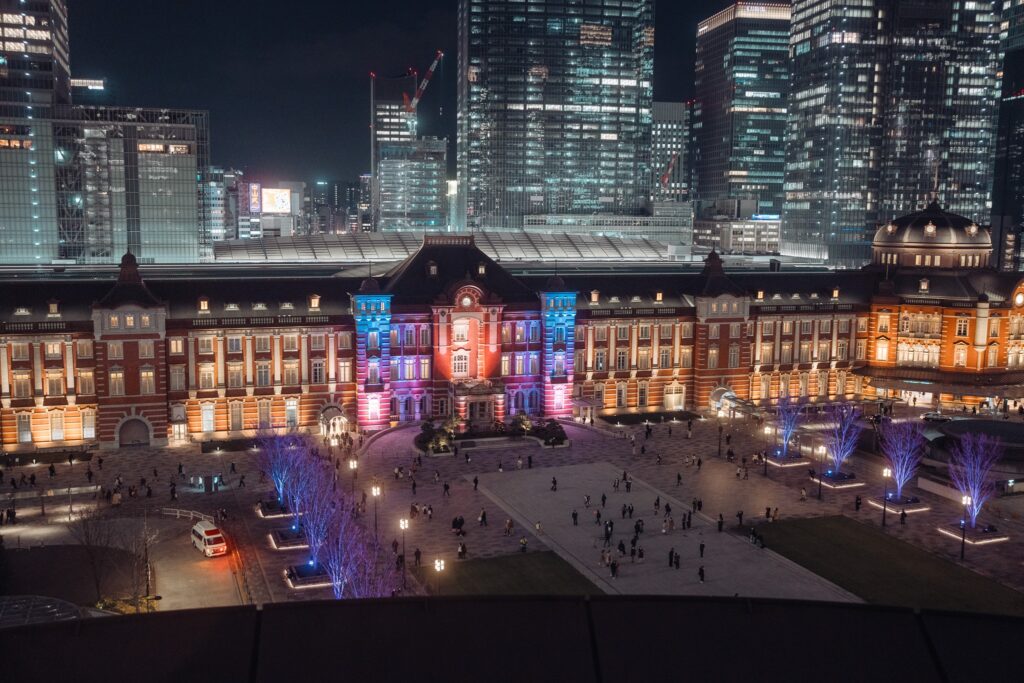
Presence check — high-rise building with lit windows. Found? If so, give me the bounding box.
[992,0,1024,271]
[651,101,693,203]
[0,0,212,264]
[377,137,447,232]
[694,3,790,216]
[782,0,1002,266]
[457,0,655,230]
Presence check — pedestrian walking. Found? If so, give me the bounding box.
[621,503,627,519]
[86,468,94,483]
[766,506,771,520]
[48,464,56,478]
[686,511,692,529]
[668,548,675,568]
[473,476,479,491]
[674,552,680,570]
[551,477,558,491]
[717,514,724,532]
[665,502,672,518]
[230,462,237,474]
[638,546,645,562]
[698,566,705,583]
[98,457,104,470]
[736,510,744,527]
[677,472,682,486]
[697,458,702,471]
[412,479,417,495]
[800,487,807,501]
[414,548,422,567]
[585,494,591,508]
[528,455,533,469]
[572,509,579,526]
[900,509,907,526]
[628,503,634,518]
[479,509,488,526]
[772,507,779,522]
[239,474,246,488]
[855,495,862,511]
[699,541,705,558]
[443,482,451,497]
[601,493,607,508]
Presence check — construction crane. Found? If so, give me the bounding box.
[659,152,680,191]
[403,50,444,134]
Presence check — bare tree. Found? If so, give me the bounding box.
[949,433,1003,528]
[257,431,298,504]
[323,504,362,599]
[110,513,164,613]
[346,540,398,599]
[823,403,862,474]
[880,420,925,499]
[67,508,116,604]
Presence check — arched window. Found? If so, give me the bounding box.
[528,390,540,413]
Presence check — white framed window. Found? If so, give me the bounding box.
[660,324,673,340]
[45,373,63,397]
[311,334,325,351]
[140,368,155,395]
[199,365,215,390]
[420,357,430,378]
[616,350,628,371]
[595,350,606,371]
[255,336,271,353]
[201,403,215,432]
[708,324,720,340]
[17,413,32,443]
[77,340,93,358]
[170,366,186,391]
[44,341,62,359]
[452,351,469,376]
[198,337,214,354]
[420,327,431,346]
[660,348,671,368]
[138,340,154,359]
[368,395,380,421]
[728,345,740,368]
[285,398,298,429]
[107,341,123,360]
[595,326,608,342]
[169,338,184,355]
[454,322,469,343]
[708,348,719,369]
[501,354,511,376]
[876,339,889,361]
[367,361,380,385]
[680,347,693,368]
[256,362,271,386]
[311,360,325,384]
[12,372,30,398]
[229,402,243,431]
[228,363,243,388]
[109,370,125,396]
[78,371,95,396]
[283,335,298,351]
[956,319,969,337]
[338,332,353,349]
[258,401,271,429]
[82,410,96,439]
[227,336,243,353]
[954,345,968,367]
[338,359,353,382]
[283,362,299,386]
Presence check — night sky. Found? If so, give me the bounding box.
[70,1,730,183]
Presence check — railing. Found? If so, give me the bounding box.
[160,507,214,523]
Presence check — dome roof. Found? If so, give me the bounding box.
[358,277,381,294]
[872,201,990,249]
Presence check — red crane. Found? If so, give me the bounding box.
[660,152,680,189]
[403,50,444,132]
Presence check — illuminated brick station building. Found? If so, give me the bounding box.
[2,205,1023,451]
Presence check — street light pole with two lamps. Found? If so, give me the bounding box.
[371,484,381,542]
[960,495,972,561]
[434,558,444,595]
[881,467,891,527]
[399,518,408,590]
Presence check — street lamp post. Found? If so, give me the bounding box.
[960,495,972,561]
[817,445,826,500]
[399,518,408,590]
[434,558,444,596]
[881,467,891,527]
[348,459,358,496]
[762,425,772,477]
[371,485,381,541]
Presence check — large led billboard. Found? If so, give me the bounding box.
[248,183,261,213]
[261,188,292,214]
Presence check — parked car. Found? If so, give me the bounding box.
[191,520,227,557]
[921,412,951,423]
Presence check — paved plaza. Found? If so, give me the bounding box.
[475,462,857,601]
[2,408,1024,608]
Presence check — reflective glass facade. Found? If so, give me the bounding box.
[992,0,1024,270]
[782,0,1002,266]
[378,137,447,231]
[457,0,655,230]
[694,3,790,215]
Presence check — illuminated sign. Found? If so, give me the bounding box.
[752,214,780,221]
[248,183,262,213]
[261,188,291,214]
[138,143,166,153]
[0,138,32,149]
[168,144,190,155]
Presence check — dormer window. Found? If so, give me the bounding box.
[631,295,642,303]
[967,223,979,237]
[590,290,600,304]
[308,294,321,310]
[253,302,267,311]
[198,297,210,313]
[832,287,840,299]
[772,293,781,300]
[919,278,930,293]
[655,291,663,303]
[14,307,30,316]
[280,302,294,310]
[924,222,937,237]
[609,296,620,303]
[225,303,239,311]
[47,300,60,317]
[756,290,764,301]
[809,293,819,299]
[791,293,801,300]
[427,261,438,277]
[477,262,486,276]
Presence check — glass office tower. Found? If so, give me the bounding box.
[694,3,790,216]
[378,137,447,232]
[992,0,1024,271]
[457,0,655,230]
[783,0,1002,266]
[651,101,693,203]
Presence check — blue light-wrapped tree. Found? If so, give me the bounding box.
[880,420,924,500]
[824,403,862,475]
[949,433,1003,528]
[300,460,337,568]
[774,395,803,458]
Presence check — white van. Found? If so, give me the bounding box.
[191,520,228,557]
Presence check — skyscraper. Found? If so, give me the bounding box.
[992,0,1024,271]
[377,137,447,231]
[457,0,655,230]
[782,0,1002,266]
[694,3,790,215]
[370,73,417,230]
[0,1,212,264]
[651,101,693,203]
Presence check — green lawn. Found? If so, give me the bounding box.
[757,516,1024,617]
[413,551,602,597]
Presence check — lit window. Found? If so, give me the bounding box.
[169,338,184,355]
